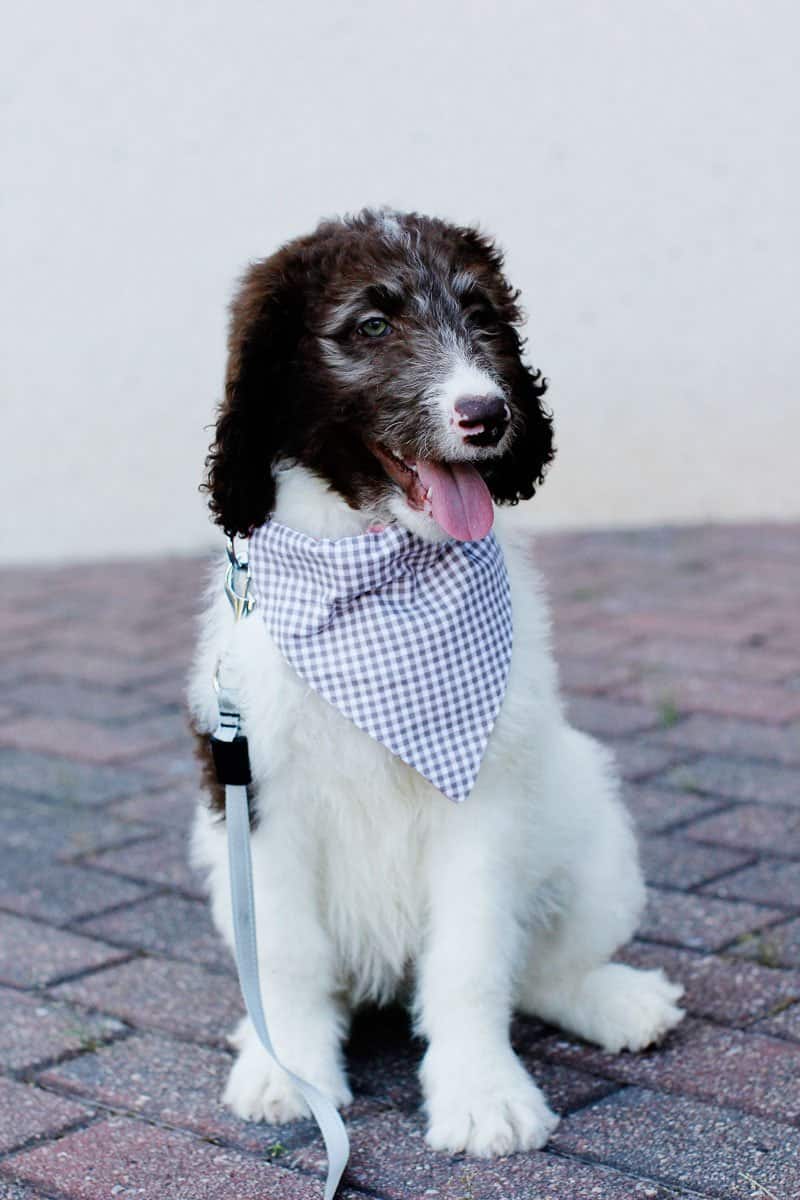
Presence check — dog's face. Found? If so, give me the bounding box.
[206,209,554,541]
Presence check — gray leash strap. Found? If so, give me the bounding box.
[213,540,350,1200]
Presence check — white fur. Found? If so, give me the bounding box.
[188,466,684,1156]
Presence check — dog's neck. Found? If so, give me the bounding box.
[271,464,375,540]
[271,463,448,544]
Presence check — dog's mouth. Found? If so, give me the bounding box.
[370,444,495,541]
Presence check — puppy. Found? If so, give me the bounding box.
[188,208,683,1157]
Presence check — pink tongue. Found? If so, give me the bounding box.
[415,460,494,541]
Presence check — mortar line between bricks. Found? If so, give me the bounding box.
[0,886,169,932]
[13,1023,139,1085]
[544,1143,721,1200]
[58,829,171,865]
[67,859,206,905]
[33,950,144,991]
[0,1110,105,1169]
[647,797,740,836]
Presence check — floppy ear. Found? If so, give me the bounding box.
[483,356,555,506]
[203,250,303,537]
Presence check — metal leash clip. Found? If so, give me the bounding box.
[224,536,255,622]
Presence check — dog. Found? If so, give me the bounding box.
[188,208,684,1158]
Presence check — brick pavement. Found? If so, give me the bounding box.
[0,523,798,1200]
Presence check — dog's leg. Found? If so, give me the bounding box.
[415,805,559,1157]
[516,726,685,1052]
[199,804,352,1124]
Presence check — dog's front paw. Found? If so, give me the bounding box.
[224,1039,352,1125]
[422,1048,559,1157]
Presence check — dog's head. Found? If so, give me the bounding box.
[205,209,554,542]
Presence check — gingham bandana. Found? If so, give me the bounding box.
[247,521,512,802]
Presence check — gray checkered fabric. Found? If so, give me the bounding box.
[247,520,513,802]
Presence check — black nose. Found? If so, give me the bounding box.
[454,394,509,446]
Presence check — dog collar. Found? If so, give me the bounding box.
[247,520,512,801]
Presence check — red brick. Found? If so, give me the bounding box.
[685,802,800,856]
[702,859,800,908]
[0,986,123,1071]
[542,1019,800,1124]
[618,942,800,1025]
[2,1116,351,1200]
[624,785,723,833]
[639,834,752,889]
[0,750,152,806]
[654,713,800,766]
[37,1033,317,1156]
[606,740,690,782]
[0,913,128,988]
[638,887,784,951]
[109,783,198,829]
[656,756,800,805]
[552,1087,800,1199]
[732,917,800,969]
[84,831,203,898]
[565,695,662,737]
[0,1078,89,1153]
[53,957,243,1045]
[77,894,233,973]
[291,1108,681,1199]
[0,848,153,924]
[616,674,800,723]
[0,714,189,766]
[620,636,798,683]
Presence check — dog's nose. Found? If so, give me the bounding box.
[454,394,510,446]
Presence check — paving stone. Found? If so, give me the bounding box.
[4,679,160,723]
[540,1018,800,1123]
[0,715,190,766]
[616,674,800,723]
[0,789,152,859]
[37,1032,319,1155]
[110,783,198,830]
[0,848,154,924]
[620,637,798,684]
[0,751,152,807]
[638,887,784,951]
[655,755,800,805]
[53,957,244,1045]
[0,913,128,988]
[732,917,800,969]
[565,695,662,737]
[77,894,233,973]
[702,859,800,908]
[2,1116,352,1200]
[624,785,725,833]
[754,1001,800,1042]
[655,713,800,766]
[639,834,752,889]
[0,986,123,1071]
[0,1182,50,1199]
[552,1087,800,1199]
[617,942,800,1026]
[558,656,639,695]
[84,831,204,898]
[0,1077,89,1153]
[605,739,691,782]
[685,802,800,857]
[292,1108,687,1199]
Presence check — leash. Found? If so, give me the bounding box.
[210,538,350,1200]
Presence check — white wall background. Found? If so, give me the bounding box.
[2,0,798,563]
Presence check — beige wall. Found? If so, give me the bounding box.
[2,0,798,563]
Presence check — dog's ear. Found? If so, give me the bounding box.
[203,249,304,537]
[482,359,555,506]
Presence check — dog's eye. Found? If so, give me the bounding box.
[358,316,392,339]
